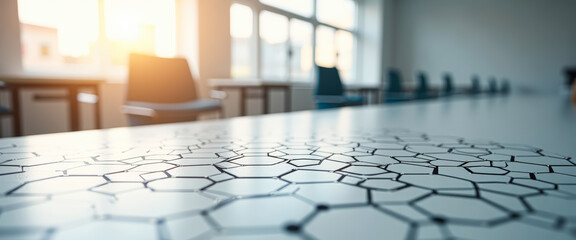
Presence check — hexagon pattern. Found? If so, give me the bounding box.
[0,128,575,239]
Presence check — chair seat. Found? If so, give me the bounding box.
[123,100,221,117]
[383,92,414,103]
[315,95,364,109]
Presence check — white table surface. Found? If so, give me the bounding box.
[0,93,575,240]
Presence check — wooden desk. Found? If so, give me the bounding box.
[210,79,291,116]
[0,77,104,136]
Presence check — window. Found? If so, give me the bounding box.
[259,0,313,17]
[230,0,358,83]
[230,3,254,78]
[18,0,99,74]
[18,0,176,78]
[259,11,289,81]
[289,19,313,82]
[317,0,356,30]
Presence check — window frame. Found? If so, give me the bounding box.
[231,0,360,83]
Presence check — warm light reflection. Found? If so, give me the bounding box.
[18,0,175,62]
[18,0,99,57]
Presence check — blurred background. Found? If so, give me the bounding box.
[0,0,575,136]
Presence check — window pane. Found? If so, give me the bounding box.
[259,0,313,17]
[336,30,354,82]
[18,0,99,73]
[230,3,254,78]
[317,0,356,30]
[104,0,176,66]
[290,19,313,82]
[315,26,336,68]
[260,11,288,81]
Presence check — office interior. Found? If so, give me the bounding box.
[0,0,575,136]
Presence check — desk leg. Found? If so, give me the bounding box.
[362,90,369,105]
[94,85,101,129]
[11,87,22,136]
[239,88,246,116]
[68,86,80,131]
[262,87,269,114]
[285,87,291,112]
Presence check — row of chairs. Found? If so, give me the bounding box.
[315,66,511,109]
[386,69,510,102]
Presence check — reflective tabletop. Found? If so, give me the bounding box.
[0,94,575,240]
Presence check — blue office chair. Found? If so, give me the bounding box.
[414,72,438,100]
[442,73,454,96]
[488,77,498,94]
[383,69,413,103]
[314,65,363,109]
[470,75,481,94]
[500,79,510,95]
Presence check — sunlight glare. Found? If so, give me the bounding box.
[260,11,288,45]
[230,4,253,39]
[18,0,99,57]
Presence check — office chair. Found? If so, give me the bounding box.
[314,65,363,109]
[488,77,498,94]
[470,75,481,94]
[500,79,510,95]
[442,73,454,96]
[123,53,223,126]
[414,72,438,100]
[383,69,413,103]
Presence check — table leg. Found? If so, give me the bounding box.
[11,87,22,136]
[68,86,80,131]
[239,88,246,116]
[93,85,101,129]
[285,87,291,112]
[262,87,269,114]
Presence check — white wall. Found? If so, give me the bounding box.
[393,0,576,92]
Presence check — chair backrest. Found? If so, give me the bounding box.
[387,69,403,93]
[470,75,481,94]
[500,79,510,94]
[488,77,498,94]
[564,67,576,88]
[127,53,198,103]
[415,72,429,96]
[443,73,453,94]
[315,65,344,96]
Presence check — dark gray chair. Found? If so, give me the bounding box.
[383,69,413,103]
[123,53,222,126]
[314,65,363,109]
[470,75,481,94]
[442,73,454,96]
[414,72,438,100]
